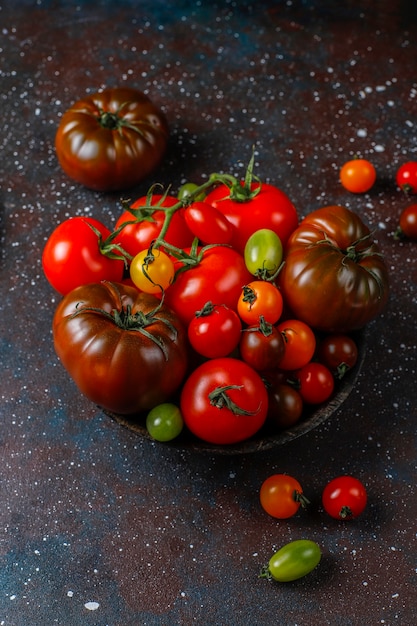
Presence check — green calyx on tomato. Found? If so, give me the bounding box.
[53,282,189,415]
[208,384,258,416]
[70,284,178,360]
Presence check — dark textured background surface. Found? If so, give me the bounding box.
[1,1,416,624]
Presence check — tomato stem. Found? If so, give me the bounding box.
[208,384,258,416]
[69,282,177,360]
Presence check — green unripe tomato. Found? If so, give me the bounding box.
[146,403,184,442]
[244,228,283,279]
[262,539,321,582]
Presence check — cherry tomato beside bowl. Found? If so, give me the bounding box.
[396,161,417,194]
[322,475,367,520]
[261,539,322,582]
[55,87,169,191]
[395,204,417,241]
[260,474,308,519]
[340,158,376,193]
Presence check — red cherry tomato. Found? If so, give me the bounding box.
[396,161,417,194]
[187,302,242,358]
[322,476,367,520]
[295,362,335,404]
[183,201,234,244]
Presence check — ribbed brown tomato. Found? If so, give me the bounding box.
[55,87,169,191]
[53,281,188,414]
[278,205,389,332]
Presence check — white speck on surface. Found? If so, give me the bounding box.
[85,601,100,611]
[67,591,74,598]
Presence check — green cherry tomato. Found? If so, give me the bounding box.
[244,228,283,279]
[146,403,184,442]
[262,539,322,583]
[177,182,206,202]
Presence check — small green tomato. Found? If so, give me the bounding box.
[261,539,322,582]
[146,403,184,442]
[244,228,283,279]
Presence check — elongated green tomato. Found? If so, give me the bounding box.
[130,248,175,294]
[146,403,184,442]
[244,229,283,279]
[261,539,321,582]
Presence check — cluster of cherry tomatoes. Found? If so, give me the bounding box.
[259,473,367,582]
[340,157,417,241]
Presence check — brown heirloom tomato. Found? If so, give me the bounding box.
[278,206,389,332]
[53,282,188,414]
[55,87,169,191]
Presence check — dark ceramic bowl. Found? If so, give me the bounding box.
[105,331,366,454]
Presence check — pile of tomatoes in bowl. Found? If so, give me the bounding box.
[43,154,389,453]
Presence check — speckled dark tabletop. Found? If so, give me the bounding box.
[1,1,416,625]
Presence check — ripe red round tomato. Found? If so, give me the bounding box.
[113,194,194,258]
[55,87,169,191]
[396,204,417,240]
[396,161,417,194]
[275,319,316,371]
[205,181,298,254]
[164,245,252,328]
[295,362,334,404]
[53,281,189,414]
[278,205,390,332]
[180,357,268,444]
[42,216,125,295]
[260,474,308,519]
[340,158,376,193]
[237,280,283,325]
[188,302,242,358]
[322,476,367,520]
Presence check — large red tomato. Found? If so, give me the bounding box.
[205,181,298,254]
[42,216,125,295]
[278,205,389,332]
[180,357,268,444]
[55,87,169,191]
[163,245,252,327]
[53,282,188,414]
